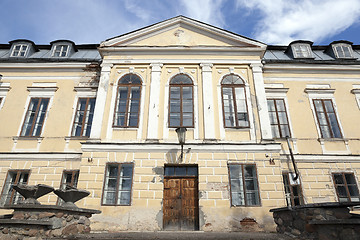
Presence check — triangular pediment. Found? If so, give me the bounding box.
[101,16,266,49]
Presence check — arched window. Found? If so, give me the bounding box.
[221,74,249,128]
[113,74,142,127]
[169,74,194,127]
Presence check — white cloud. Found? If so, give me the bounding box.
[236,0,360,44]
[179,0,226,28]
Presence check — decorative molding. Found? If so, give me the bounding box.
[0,152,82,161]
[265,88,289,94]
[304,88,335,94]
[81,142,281,153]
[74,87,97,92]
[27,86,58,93]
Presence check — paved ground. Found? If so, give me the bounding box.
[59,231,293,240]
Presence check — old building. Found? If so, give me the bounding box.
[0,16,359,232]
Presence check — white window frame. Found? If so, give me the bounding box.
[332,43,353,58]
[305,86,345,141]
[163,71,199,140]
[265,85,294,139]
[11,44,29,57]
[217,72,255,141]
[106,71,146,141]
[17,83,57,137]
[52,44,69,57]
[0,82,10,110]
[351,85,360,110]
[68,87,97,137]
[291,44,312,58]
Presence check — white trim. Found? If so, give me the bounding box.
[0,63,91,69]
[0,82,10,110]
[351,88,360,109]
[163,71,199,140]
[0,152,81,161]
[263,64,360,72]
[318,138,351,155]
[251,63,272,140]
[146,63,163,140]
[107,71,146,141]
[306,89,345,142]
[82,142,281,153]
[280,154,360,162]
[102,59,263,65]
[68,90,97,138]
[16,85,57,138]
[216,71,255,141]
[90,63,113,139]
[100,16,266,49]
[264,77,360,82]
[265,88,295,143]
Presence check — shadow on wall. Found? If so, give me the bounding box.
[166,148,180,164]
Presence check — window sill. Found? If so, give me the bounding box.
[224,128,250,131]
[318,138,348,142]
[112,127,139,131]
[65,136,90,140]
[14,136,43,141]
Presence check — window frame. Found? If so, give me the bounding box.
[52,44,69,57]
[267,98,291,138]
[11,44,29,57]
[20,97,50,137]
[113,74,142,128]
[332,172,360,203]
[71,97,96,137]
[282,172,304,207]
[101,163,134,206]
[168,74,194,128]
[221,74,250,129]
[332,43,353,59]
[291,44,313,58]
[312,99,343,139]
[228,163,261,207]
[0,170,30,206]
[57,170,79,205]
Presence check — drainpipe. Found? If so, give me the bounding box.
[286,136,299,181]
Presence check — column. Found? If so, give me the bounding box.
[90,63,112,139]
[146,63,163,141]
[250,63,272,140]
[200,63,216,140]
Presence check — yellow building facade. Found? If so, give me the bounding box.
[0,16,359,232]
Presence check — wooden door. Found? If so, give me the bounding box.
[163,177,198,230]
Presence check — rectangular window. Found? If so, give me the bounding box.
[0,170,30,206]
[228,164,260,206]
[333,44,353,58]
[102,163,134,206]
[53,45,69,57]
[11,44,28,57]
[332,173,360,202]
[292,44,312,58]
[313,99,342,138]
[57,170,79,205]
[72,98,96,137]
[21,98,49,137]
[267,99,291,138]
[282,173,303,207]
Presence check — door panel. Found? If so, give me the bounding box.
[163,177,198,230]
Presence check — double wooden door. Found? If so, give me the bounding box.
[163,177,199,230]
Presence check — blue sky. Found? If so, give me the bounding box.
[1,0,360,46]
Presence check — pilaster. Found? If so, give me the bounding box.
[251,63,272,140]
[90,63,113,139]
[200,63,216,140]
[147,63,163,141]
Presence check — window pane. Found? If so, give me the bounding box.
[169,113,180,127]
[348,185,360,197]
[333,174,344,184]
[345,174,357,184]
[170,87,181,99]
[336,186,347,197]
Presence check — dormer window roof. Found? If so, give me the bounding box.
[50,40,77,58]
[9,39,37,58]
[287,40,314,59]
[330,41,354,59]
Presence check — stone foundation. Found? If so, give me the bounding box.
[270,202,360,240]
[0,205,100,239]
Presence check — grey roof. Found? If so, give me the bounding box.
[264,45,360,64]
[0,41,101,62]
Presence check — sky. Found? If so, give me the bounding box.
[1,0,360,46]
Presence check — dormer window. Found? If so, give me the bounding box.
[292,44,312,58]
[333,43,353,58]
[53,45,69,57]
[11,44,28,57]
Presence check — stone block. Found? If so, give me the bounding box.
[199,167,214,175]
[207,191,222,199]
[206,160,222,167]
[134,152,149,159]
[213,167,228,175]
[207,175,222,183]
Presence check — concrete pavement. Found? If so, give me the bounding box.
[59,231,293,240]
